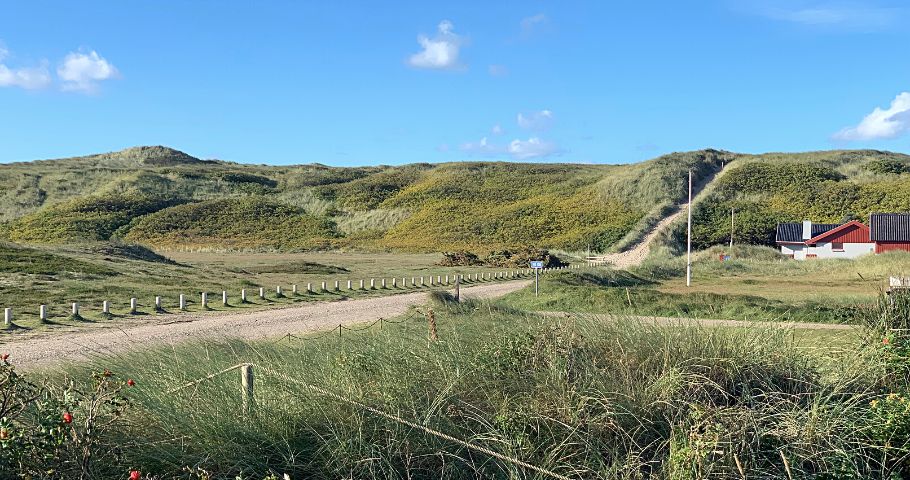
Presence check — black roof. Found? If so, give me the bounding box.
[775,223,839,243]
[870,213,910,242]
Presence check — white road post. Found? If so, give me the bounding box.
[39,305,47,323]
[381,278,386,289]
[241,289,247,302]
[103,300,110,314]
[222,291,228,306]
[392,278,397,288]
[129,298,137,314]
[3,308,11,328]
[347,280,352,290]
[335,280,340,291]
[179,294,186,310]
[276,285,282,296]
[307,283,312,293]
[370,279,375,290]
[321,281,327,292]
[292,284,298,295]
[200,293,207,309]
[259,287,265,299]
[155,296,162,310]
[360,279,365,290]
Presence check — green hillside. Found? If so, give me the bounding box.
[657,150,910,251]
[2,145,908,254]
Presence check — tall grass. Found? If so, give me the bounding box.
[41,299,907,479]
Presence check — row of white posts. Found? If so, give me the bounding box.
[3,264,588,328]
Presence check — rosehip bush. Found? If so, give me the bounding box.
[0,355,132,479]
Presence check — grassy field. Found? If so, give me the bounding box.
[4,292,907,479]
[0,241,533,332]
[501,248,910,323]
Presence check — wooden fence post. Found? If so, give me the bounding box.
[240,364,254,415]
[455,275,460,302]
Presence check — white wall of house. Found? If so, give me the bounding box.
[781,242,873,260]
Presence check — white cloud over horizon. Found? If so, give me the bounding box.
[459,135,562,160]
[57,50,118,93]
[0,44,52,90]
[833,92,910,141]
[407,20,464,70]
[517,109,554,131]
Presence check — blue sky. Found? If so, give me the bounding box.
[1,1,909,166]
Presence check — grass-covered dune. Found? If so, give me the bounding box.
[657,150,910,251]
[0,146,727,253]
[6,294,908,478]
[3,146,910,254]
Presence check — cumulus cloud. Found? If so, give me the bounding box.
[57,50,118,93]
[507,137,561,160]
[408,20,464,70]
[0,45,51,90]
[833,92,910,141]
[517,109,554,131]
[459,135,561,160]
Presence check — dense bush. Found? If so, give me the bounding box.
[439,248,564,268]
[123,196,338,250]
[7,194,183,244]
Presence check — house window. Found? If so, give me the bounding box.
[832,242,844,252]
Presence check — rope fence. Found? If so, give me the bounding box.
[165,358,574,480]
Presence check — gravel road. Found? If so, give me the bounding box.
[1,280,532,371]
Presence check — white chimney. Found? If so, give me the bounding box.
[802,220,812,240]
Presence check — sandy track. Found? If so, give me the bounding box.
[539,311,855,330]
[1,280,532,370]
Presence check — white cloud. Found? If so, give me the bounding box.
[488,64,508,77]
[833,92,910,141]
[491,124,503,135]
[520,13,548,36]
[57,50,118,93]
[0,44,51,90]
[517,109,554,131]
[508,137,561,160]
[408,20,464,70]
[738,1,904,30]
[460,136,500,156]
[459,135,562,160]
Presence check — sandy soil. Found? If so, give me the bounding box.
[1,280,532,371]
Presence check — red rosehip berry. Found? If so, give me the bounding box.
[129,470,141,480]
[127,379,135,387]
[62,412,73,424]
[883,337,891,345]
[1,353,8,361]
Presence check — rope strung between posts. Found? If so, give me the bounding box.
[257,365,573,480]
[166,363,250,394]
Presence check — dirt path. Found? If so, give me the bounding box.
[538,311,855,331]
[593,165,729,269]
[1,280,532,371]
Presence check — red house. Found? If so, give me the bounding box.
[776,213,910,260]
[871,213,910,254]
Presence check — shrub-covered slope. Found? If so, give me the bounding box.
[4,145,908,253]
[668,150,910,250]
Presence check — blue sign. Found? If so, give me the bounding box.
[530,261,544,269]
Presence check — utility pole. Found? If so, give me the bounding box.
[730,207,734,249]
[686,169,692,287]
